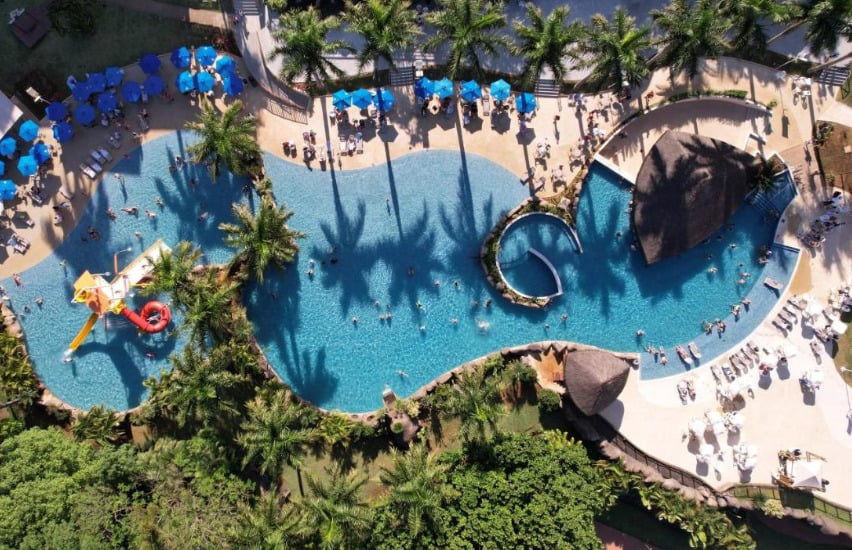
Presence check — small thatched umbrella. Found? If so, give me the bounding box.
[563,350,630,415]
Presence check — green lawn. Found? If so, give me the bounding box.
[1,0,218,98]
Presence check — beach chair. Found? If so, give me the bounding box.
[355,134,364,154]
[137,114,149,132]
[107,136,120,149]
[97,147,112,162]
[481,96,491,117]
[339,135,347,156]
[91,149,107,164]
[80,164,97,180]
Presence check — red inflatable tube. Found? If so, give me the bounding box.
[121,301,171,333]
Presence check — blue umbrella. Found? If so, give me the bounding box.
[460,80,482,102]
[196,46,217,67]
[46,102,68,122]
[74,104,96,126]
[86,73,107,93]
[414,77,434,100]
[351,88,374,110]
[215,56,235,76]
[104,67,124,87]
[490,79,511,101]
[0,180,15,201]
[53,122,73,143]
[170,47,191,69]
[331,89,352,110]
[222,75,244,96]
[72,82,93,102]
[195,71,215,93]
[29,143,50,165]
[515,92,537,114]
[433,78,454,99]
[143,75,164,96]
[0,161,4,176]
[375,88,395,111]
[19,120,39,142]
[97,92,117,114]
[122,81,142,103]
[140,53,161,75]
[0,137,15,156]
[17,155,38,177]
[176,71,196,94]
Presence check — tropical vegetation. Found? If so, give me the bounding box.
[343,0,421,82]
[185,99,261,181]
[578,7,653,91]
[651,0,732,78]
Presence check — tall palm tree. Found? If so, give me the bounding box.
[269,7,352,95]
[185,99,260,181]
[297,468,373,550]
[145,343,247,430]
[219,197,305,286]
[511,5,582,90]
[651,0,731,78]
[424,0,510,80]
[578,7,653,91]
[801,0,852,56]
[229,488,300,549]
[721,0,801,52]
[441,367,503,443]
[142,240,202,307]
[378,444,448,540]
[71,404,120,446]
[237,389,316,494]
[181,269,241,346]
[343,0,421,82]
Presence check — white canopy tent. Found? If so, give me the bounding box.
[791,460,824,490]
[830,319,848,336]
[0,93,24,140]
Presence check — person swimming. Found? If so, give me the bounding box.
[121,206,138,216]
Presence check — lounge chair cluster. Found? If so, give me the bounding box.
[7,233,30,254]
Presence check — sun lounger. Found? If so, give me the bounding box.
[772,318,789,332]
[721,363,736,382]
[91,149,107,164]
[88,161,103,174]
[347,135,356,155]
[137,114,149,131]
[355,134,364,154]
[482,96,491,116]
[107,136,120,149]
[80,164,97,180]
[339,135,347,155]
[710,364,724,384]
[778,309,796,325]
[97,147,112,161]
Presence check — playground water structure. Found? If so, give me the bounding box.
[1,134,797,413]
[66,239,173,356]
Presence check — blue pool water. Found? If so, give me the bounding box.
[3,133,798,413]
[2,132,247,410]
[498,214,574,297]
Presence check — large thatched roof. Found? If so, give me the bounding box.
[633,131,760,265]
[563,350,630,415]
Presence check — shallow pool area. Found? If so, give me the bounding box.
[2,132,247,410]
[3,134,798,413]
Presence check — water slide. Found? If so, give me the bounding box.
[120,301,171,333]
[68,313,99,351]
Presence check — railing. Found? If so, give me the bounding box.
[730,485,852,528]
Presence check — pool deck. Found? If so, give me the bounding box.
[3,54,852,509]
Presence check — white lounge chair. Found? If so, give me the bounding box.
[88,161,103,174]
[91,149,107,164]
[355,134,364,154]
[80,164,97,180]
[107,136,120,149]
[339,135,347,155]
[97,147,113,161]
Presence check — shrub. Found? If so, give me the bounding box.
[761,498,785,518]
[390,421,404,434]
[537,389,562,412]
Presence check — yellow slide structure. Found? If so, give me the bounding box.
[68,313,99,352]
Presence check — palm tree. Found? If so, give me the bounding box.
[237,389,316,494]
[142,240,202,307]
[185,99,260,181]
[145,343,247,430]
[721,0,801,52]
[343,0,421,82]
[71,404,120,446]
[578,7,653,91]
[511,5,582,90]
[651,0,731,78]
[229,487,300,549]
[424,0,510,80]
[269,7,353,95]
[801,0,852,57]
[219,197,305,285]
[441,367,503,443]
[181,269,241,346]
[378,444,448,539]
[297,467,373,550]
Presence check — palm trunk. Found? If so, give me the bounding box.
[296,467,305,497]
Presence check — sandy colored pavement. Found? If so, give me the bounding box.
[4,54,852,510]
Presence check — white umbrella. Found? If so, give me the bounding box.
[688,418,707,438]
[805,369,824,390]
[792,460,824,490]
[726,411,745,430]
[830,319,848,336]
[698,443,715,463]
[805,300,823,320]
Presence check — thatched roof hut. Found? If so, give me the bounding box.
[563,350,630,415]
[633,130,760,265]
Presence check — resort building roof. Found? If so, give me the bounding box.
[633,130,760,265]
[563,350,631,415]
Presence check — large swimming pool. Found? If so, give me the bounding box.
[3,132,797,412]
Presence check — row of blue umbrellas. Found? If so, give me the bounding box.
[415,77,538,113]
[174,70,243,96]
[332,87,395,112]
